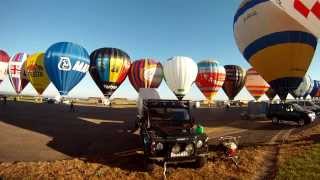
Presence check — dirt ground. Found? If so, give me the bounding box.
[0,101,307,179]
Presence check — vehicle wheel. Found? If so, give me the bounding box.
[271,117,279,124]
[144,158,155,172]
[298,119,305,126]
[195,157,207,168]
[304,118,311,125]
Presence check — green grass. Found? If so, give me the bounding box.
[276,143,320,180]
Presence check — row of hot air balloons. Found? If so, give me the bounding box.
[2,42,319,103]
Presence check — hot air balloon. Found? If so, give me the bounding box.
[270,0,320,38]
[195,60,226,103]
[128,58,163,92]
[293,75,312,98]
[304,77,314,98]
[89,48,131,98]
[266,88,277,101]
[310,80,320,98]
[44,42,90,96]
[222,65,246,101]
[163,56,198,100]
[8,53,29,94]
[0,50,10,85]
[245,68,270,101]
[234,0,317,100]
[25,52,50,95]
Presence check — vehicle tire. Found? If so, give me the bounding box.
[304,118,311,125]
[144,158,155,172]
[195,157,207,168]
[271,117,279,124]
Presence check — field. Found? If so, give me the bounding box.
[0,100,319,179]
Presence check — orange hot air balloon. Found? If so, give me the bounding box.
[245,68,270,100]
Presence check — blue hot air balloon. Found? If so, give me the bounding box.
[44,42,90,95]
[310,80,320,98]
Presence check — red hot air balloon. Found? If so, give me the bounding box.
[196,60,226,103]
[222,65,246,101]
[0,50,10,85]
[128,58,163,92]
[245,68,270,101]
[8,53,29,94]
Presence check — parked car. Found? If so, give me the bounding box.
[267,103,316,126]
[137,99,209,170]
[288,100,320,116]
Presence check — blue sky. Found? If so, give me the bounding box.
[0,0,319,100]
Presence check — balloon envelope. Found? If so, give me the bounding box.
[245,68,270,100]
[234,0,317,100]
[195,60,226,102]
[293,75,312,98]
[222,65,246,101]
[310,80,320,98]
[89,48,131,98]
[163,56,198,100]
[266,88,277,100]
[0,50,10,85]
[44,42,90,96]
[128,58,163,92]
[25,52,50,95]
[8,53,29,94]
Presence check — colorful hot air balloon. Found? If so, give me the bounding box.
[128,58,163,92]
[234,0,317,100]
[8,53,29,94]
[304,76,314,98]
[266,88,277,100]
[89,48,131,98]
[195,60,226,103]
[25,52,50,95]
[293,75,312,98]
[222,65,246,101]
[163,56,198,100]
[0,50,10,85]
[245,68,270,101]
[44,42,90,96]
[310,80,320,98]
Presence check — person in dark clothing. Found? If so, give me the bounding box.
[70,101,75,112]
[3,96,6,105]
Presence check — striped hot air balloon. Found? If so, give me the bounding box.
[245,68,270,101]
[8,53,29,94]
[128,58,163,92]
[310,80,320,98]
[195,60,226,103]
[222,65,246,101]
[90,48,131,98]
[0,50,10,85]
[266,88,277,100]
[234,0,317,100]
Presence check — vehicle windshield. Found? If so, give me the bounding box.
[292,104,304,111]
[148,108,190,122]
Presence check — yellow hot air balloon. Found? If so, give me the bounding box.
[234,0,317,100]
[25,52,50,95]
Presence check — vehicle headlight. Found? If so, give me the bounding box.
[156,142,164,150]
[196,140,203,148]
[172,144,181,154]
[185,144,194,154]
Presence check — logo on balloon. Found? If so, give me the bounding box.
[58,56,89,73]
[58,57,72,71]
[144,67,156,81]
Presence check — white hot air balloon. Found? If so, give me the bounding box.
[293,75,312,98]
[163,56,198,100]
[271,0,320,38]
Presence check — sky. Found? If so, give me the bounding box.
[0,0,319,101]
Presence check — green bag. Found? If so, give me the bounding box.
[195,125,204,134]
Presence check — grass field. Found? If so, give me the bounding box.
[277,143,320,179]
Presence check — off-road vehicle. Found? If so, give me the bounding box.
[267,103,316,126]
[137,99,209,169]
